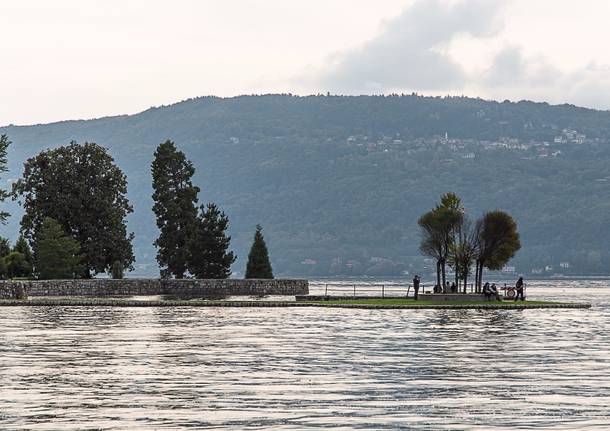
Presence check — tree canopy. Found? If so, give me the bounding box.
[13,141,134,277]
[188,203,236,279]
[151,140,200,278]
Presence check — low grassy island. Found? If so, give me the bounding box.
[294,297,590,309]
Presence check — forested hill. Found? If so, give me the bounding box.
[2,94,610,276]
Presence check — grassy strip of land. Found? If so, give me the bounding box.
[301,298,561,306]
[0,297,590,309]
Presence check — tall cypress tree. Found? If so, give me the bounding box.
[245,225,273,279]
[188,203,236,279]
[151,140,199,278]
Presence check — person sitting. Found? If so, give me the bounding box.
[490,283,501,301]
[482,282,492,300]
[433,284,441,293]
[450,282,457,293]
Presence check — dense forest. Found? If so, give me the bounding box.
[2,94,610,276]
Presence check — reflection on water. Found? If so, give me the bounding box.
[0,280,609,429]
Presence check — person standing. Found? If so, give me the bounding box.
[413,275,421,300]
[514,277,525,301]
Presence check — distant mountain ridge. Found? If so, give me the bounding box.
[2,94,610,276]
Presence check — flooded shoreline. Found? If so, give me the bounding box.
[0,281,608,429]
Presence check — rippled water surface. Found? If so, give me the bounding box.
[1,279,610,429]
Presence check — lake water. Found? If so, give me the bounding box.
[0,279,609,429]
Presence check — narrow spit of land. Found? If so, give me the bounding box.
[0,298,591,309]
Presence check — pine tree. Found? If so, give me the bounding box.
[188,203,236,279]
[14,236,33,268]
[0,238,10,259]
[245,225,274,279]
[34,218,82,279]
[151,140,200,278]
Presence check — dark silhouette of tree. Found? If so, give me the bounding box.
[475,211,521,289]
[0,238,10,259]
[5,251,32,279]
[34,217,82,279]
[418,192,463,291]
[13,142,134,277]
[151,140,199,279]
[245,225,274,279]
[188,203,236,279]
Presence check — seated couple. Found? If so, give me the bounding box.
[482,282,501,301]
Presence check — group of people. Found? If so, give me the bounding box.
[432,282,457,294]
[411,275,526,301]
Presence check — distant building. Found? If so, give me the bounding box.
[301,259,317,265]
[560,262,570,269]
[502,265,516,273]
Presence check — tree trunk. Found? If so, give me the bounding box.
[474,261,479,292]
[441,259,447,293]
[436,260,441,291]
[463,272,468,294]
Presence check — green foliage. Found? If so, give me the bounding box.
[151,140,199,279]
[188,203,236,279]
[0,254,6,279]
[418,193,463,288]
[245,225,274,279]
[34,217,82,280]
[477,211,521,270]
[0,237,11,258]
[13,236,33,266]
[13,141,134,277]
[111,260,124,279]
[5,251,32,279]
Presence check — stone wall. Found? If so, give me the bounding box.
[0,279,308,299]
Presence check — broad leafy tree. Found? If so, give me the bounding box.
[245,224,274,279]
[13,142,134,277]
[418,192,463,291]
[34,217,82,279]
[151,140,199,278]
[475,211,521,289]
[5,251,32,279]
[188,203,236,279]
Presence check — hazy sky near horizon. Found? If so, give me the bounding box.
[2,0,610,125]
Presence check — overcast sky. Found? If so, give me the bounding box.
[2,0,610,125]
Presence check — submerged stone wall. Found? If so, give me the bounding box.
[0,279,308,299]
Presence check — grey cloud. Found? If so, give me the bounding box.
[319,0,506,93]
[481,47,610,110]
[483,46,561,87]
